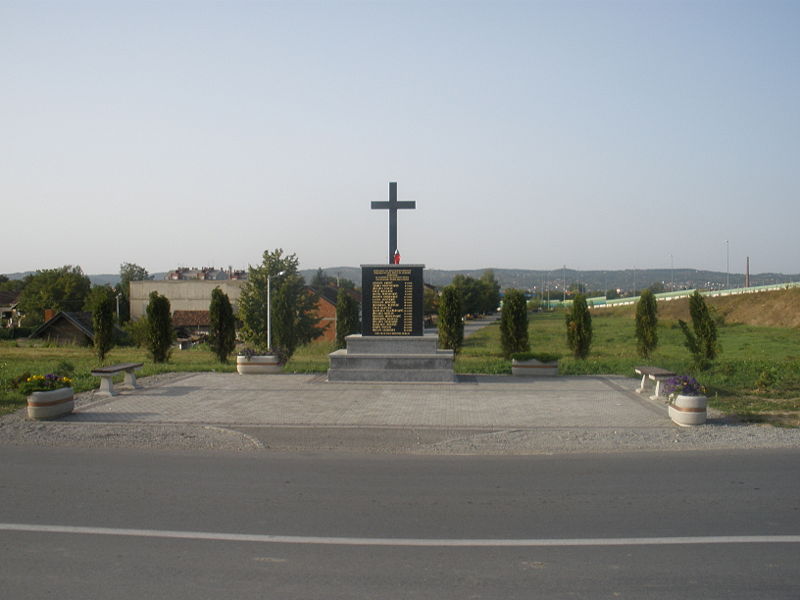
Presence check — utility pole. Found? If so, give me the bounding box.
[670,253,674,292]
[725,240,730,289]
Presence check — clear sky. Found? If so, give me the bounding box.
[2,0,798,276]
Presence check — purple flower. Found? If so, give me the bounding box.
[663,375,705,396]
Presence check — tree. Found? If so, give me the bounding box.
[17,266,91,326]
[500,289,529,358]
[678,290,719,369]
[635,289,658,359]
[145,291,173,363]
[451,275,482,316]
[85,286,116,362]
[565,293,592,359]
[310,268,336,289]
[478,270,501,314]
[423,286,439,318]
[118,262,152,323]
[208,287,236,363]
[335,289,360,349]
[237,249,323,362]
[438,285,464,353]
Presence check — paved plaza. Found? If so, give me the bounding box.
[67,373,667,429]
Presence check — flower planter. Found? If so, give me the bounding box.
[668,394,708,427]
[511,358,559,377]
[27,387,74,420]
[236,354,282,374]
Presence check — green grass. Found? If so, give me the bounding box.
[3,312,800,425]
[0,342,237,416]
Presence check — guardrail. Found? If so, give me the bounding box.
[539,281,800,310]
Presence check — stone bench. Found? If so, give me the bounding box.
[634,366,677,401]
[91,362,144,397]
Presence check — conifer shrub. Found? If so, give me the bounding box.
[209,287,236,363]
[90,287,116,362]
[500,289,529,358]
[335,289,361,349]
[438,285,464,353]
[635,289,658,359]
[678,290,720,370]
[146,291,173,363]
[565,293,592,359]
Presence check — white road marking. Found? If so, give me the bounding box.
[1,523,799,547]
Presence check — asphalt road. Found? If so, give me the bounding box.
[1,446,799,599]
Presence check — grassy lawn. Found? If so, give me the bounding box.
[3,311,799,425]
[0,343,237,416]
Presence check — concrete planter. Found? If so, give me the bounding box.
[511,358,559,377]
[236,354,282,374]
[668,394,708,426]
[27,387,74,420]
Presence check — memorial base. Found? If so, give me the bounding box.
[327,334,455,382]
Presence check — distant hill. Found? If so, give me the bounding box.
[302,267,799,294]
[4,267,797,294]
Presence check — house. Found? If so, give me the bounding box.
[172,310,212,348]
[313,287,361,343]
[0,291,22,327]
[315,288,338,342]
[29,312,97,346]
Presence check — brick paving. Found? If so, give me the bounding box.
[67,373,670,429]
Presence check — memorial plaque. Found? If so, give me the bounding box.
[361,264,424,336]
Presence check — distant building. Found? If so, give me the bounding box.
[0,291,21,327]
[166,267,247,281]
[130,280,247,321]
[130,280,360,344]
[28,311,123,346]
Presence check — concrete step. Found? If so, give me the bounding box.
[329,353,454,371]
[327,368,456,382]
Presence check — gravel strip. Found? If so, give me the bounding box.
[0,373,264,452]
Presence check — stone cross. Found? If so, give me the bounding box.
[371,181,416,265]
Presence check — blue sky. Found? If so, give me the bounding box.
[2,0,798,276]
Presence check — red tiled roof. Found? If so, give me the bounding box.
[172,310,210,327]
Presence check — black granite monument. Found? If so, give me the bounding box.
[327,182,454,382]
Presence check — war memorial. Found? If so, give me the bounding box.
[327,182,455,382]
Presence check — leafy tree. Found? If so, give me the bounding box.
[335,289,360,349]
[423,286,439,318]
[17,266,91,326]
[451,275,481,316]
[310,268,336,289]
[500,289,529,358]
[678,290,720,369]
[478,270,501,314]
[438,285,464,353]
[565,293,592,359]
[87,286,115,362]
[635,289,658,359]
[145,291,173,363]
[0,277,25,294]
[118,262,152,323]
[237,249,322,362]
[208,287,236,363]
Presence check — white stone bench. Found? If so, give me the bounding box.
[91,362,144,397]
[634,366,677,401]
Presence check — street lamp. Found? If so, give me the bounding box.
[267,270,286,351]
